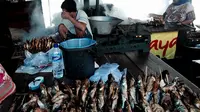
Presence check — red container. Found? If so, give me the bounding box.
[0,69,5,84]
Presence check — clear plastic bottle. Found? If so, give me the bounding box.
[52,43,63,79]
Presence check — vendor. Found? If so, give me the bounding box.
[58,0,93,40]
[149,0,195,29]
[149,0,196,58]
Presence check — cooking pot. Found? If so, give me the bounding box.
[59,38,96,80]
[88,16,123,35]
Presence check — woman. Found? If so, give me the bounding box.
[164,0,195,28]
[149,0,196,58]
[150,0,195,29]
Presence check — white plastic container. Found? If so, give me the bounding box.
[52,43,64,79]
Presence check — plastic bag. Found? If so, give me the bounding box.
[89,63,126,83]
[24,51,49,68]
[16,66,40,75]
[16,50,51,75]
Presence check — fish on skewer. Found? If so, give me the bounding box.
[80,79,90,107]
[76,107,82,112]
[85,81,97,106]
[128,76,136,110]
[176,85,200,111]
[97,79,105,111]
[107,74,116,99]
[88,81,97,99]
[61,103,67,112]
[52,93,68,103]
[47,87,53,98]
[104,74,116,111]
[162,77,178,93]
[105,82,116,111]
[120,73,128,109]
[171,90,188,112]
[87,98,98,112]
[66,100,76,112]
[144,66,149,89]
[136,75,145,104]
[152,75,161,104]
[69,107,76,112]
[75,80,81,102]
[22,94,37,111]
[40,84,49,101]
[142,99,153,112]
[146,75,156,92]
[162,70,170,85]
[161,92,173,112]
[123,100,132,112]
[145,75,156,103]
[195,97,200,109]
[111,87,119,111]
[51,80,60,96]
[51,91,64,103]
[62,84,74,100]
[183,99,200,112]
[151,104,164,112]
[22,94,46,112]
[159,68,166,88]
[117,91,123,112]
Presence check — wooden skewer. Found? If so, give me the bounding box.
[159,67,162,80]
[144,66,148,83]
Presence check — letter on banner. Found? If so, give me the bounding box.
[150,31,178,59]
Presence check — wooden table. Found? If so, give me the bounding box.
[1,51,200,112]
[99,52,200,94]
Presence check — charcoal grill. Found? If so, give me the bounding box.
[94,23,151,56]
[185,31,200,47]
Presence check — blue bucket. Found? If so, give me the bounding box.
[60,38,96,50]
[59,38,96,79]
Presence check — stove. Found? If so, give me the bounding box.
[94,23,151,56]
[185,31,200,47]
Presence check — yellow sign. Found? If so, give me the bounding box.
[150,31,178,59]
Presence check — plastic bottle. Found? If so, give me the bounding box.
[52,43,64,79]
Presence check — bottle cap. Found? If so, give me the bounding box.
[54,43,59,48]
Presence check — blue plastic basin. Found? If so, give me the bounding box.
[60,38,96,50]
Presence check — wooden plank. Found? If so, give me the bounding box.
[104,53,143,78]
[95,55,110,65]
[125,52,200,94]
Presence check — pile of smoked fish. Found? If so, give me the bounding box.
[23,37,54,53]
[12,70,200,112]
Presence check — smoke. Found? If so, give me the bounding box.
[23,0,87,42]
[23,0,200,41]
[23,0,56,41]
[23,0,180,41]
[193,0,200,25]
[102,0,200,25]
[102,0,171,24]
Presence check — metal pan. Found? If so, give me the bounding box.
[88,16,123,35]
